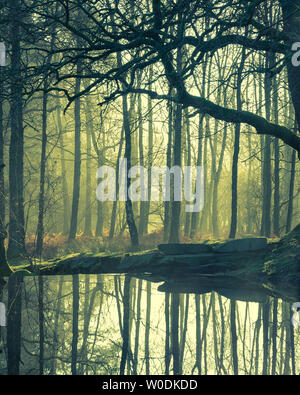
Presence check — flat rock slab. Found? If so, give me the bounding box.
[157,280,212,294]
[158,243,213,255]
[214,238,267,253]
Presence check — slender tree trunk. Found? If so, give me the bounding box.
[171,293,181,374]
[123,94,139,249]
[212,94,228,238]
[179,294,189,368]
[144,80,154,234]
[7,276,22,374]
[71,274,79,375]
[261,53,272,237]
[229,48,246,239]
[137,83,147,236]
[169,45,183,243]
[84,104,92,235]
[88,97,104,237]
[38,275,44,375]
[230,300,238,375]
[35,13,56,255]
[120,276,131,375]
[133,279,142,374]
[190,115,204,239]
[199,118,210,234]
[271,298,278,375]
[50,276,64,375]
[165,293,170,374]
[272,55,280,236]
[56,102,70,235]
[164,98,173,242]
[262,298,270,375]
[36,86,49,255]
[109,130,124,239]
[115,53,139,249]
[194,295,201,374]
[145,281,151,374]
[69,61,82,241]
[184,110,191,237]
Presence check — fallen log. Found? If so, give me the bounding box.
[3,234,300,302]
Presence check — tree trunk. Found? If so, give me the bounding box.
[144,281,151,374]
[165,293,170,374]
[120,276,131,375]
[286,149,296,233]
[261,53,273,238]
[69,61,82,241]
[84,104,92,236]
[229,48,246,239]
[262,298,270,375]
[169,45,183,243]
[230,300,238,375]
[281,0,300,129]
[36,86,49,256]
[56,101,70,235]
[190,115,204,239]
[272,52,280,236]
[38,275,44,375]
[109,130,124,239]
[7,0,25,258]
[71,274,79,375]
[164,97,173,242]
[184,110,191,237]
[171,293,181,374]
[7,276,22,374]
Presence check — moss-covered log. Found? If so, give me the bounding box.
[6,232,299,302]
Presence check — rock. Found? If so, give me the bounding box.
[157,280,212,294]
[214,238,267,253]
[158,243,213,255]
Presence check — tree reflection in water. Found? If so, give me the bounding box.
[0,274,298,375]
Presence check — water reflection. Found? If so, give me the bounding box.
[0,274,299,375]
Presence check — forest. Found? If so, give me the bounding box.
[0,0,299,376]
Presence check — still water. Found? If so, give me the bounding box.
[0,274,299,375]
